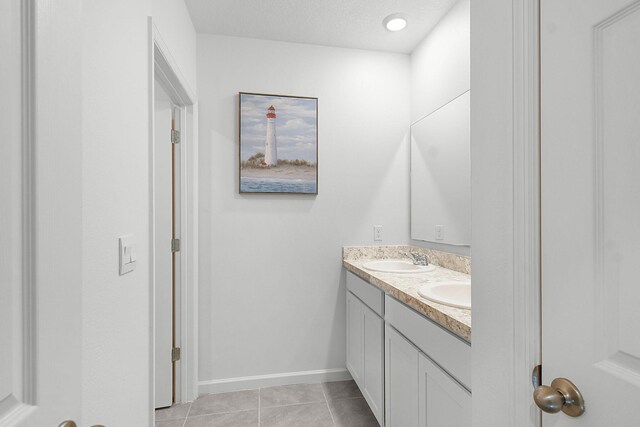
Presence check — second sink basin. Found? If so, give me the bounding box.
[363,259,435,274]
[418,281,471,309]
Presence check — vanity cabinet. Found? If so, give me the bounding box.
[346,275,384,425]
[384,324,471,427]
[346,271,471,427]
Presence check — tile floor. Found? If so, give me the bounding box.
[155,380,379,427]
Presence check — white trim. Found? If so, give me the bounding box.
[152,25,196,106]
[512,0,541,425]
[198,369,353,395]
[148,17,199,415]
[21,0,37,406]
[147,19,155,426]
[0,401,36,426]
[471,0,541,424]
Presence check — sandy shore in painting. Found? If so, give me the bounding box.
[240,164,316,181]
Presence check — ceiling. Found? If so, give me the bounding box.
[184,0,458,54]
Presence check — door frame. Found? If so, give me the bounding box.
[512,0,541,425]
[1,0,38,421]
[470,0,541,425]
[148,17,199,414]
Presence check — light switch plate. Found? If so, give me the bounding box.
[119,235,136,275]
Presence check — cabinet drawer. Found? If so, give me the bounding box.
[347,272,384,316]
[385,295,471,390]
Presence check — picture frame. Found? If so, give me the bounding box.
[239,92,318,194]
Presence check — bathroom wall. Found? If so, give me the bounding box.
[197,34,410,392]
[410,0,470,124]
[80,0,196,425]
[409,0,471,256]
[153,0,198,90]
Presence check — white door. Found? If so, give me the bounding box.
[1,1,83,426]
[362,305,384,425]
[385,325,419,427]
[418,353,470,427]
[154,81,175,409]
[541,0,640,424]
[346,292,364,385]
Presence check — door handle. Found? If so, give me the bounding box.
[58,421,105,427]
[533,377,585,417]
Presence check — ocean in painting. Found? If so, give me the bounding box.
[240,176,317,194]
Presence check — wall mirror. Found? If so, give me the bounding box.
[410,91,470,246]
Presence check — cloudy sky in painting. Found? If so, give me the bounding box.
[240,93,317,162]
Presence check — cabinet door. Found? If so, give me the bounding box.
[363,304,384,425]
[385,325,419,427]
[418,353,471,427]
[346,292,364,384]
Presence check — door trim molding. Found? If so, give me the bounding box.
[148,17,199,414]
[471,0,541,424]
[21,0,37,407]
[1,2,38,422]
[512,0,541,424]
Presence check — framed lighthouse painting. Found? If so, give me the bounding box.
[239,92,318,194]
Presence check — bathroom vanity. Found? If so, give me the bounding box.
[343,246,471,427]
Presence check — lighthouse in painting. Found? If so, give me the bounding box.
[264,105,278,166]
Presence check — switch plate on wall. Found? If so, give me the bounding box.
[435,225,444,241]
[119,235,136,275]
[374,225,383,242]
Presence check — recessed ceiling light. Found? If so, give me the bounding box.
[383,14,407,32]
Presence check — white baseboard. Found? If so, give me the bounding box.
[197,368,352,396]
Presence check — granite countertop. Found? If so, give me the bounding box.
[342,246,471,342]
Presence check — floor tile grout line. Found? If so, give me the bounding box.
[326,396,366,402]
[180,402,192,427]
[320,385,338,427]
[186,389,262,419]
[260,398,329,410]
[184,401,193,419]
[186,408,258,419]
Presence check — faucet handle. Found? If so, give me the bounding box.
[403,251,429,266]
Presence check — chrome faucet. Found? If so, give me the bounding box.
[401,251,429,266]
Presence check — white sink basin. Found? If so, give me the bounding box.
[362,259,435,274]
[418,281,471,309]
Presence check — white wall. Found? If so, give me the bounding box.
[410,0,470,124]
[153,0,198,91]
[80,2,153,425]
[409,0,470,256]
[79,1,196,425]
[197,34,410,392]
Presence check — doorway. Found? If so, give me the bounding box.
[154,80,182,409]
[150,23,199,412]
